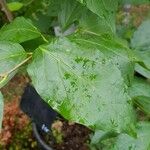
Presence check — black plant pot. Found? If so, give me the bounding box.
[20,84,58,150]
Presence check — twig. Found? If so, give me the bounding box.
[0,0,13,22]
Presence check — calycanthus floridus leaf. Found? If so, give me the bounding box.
[0,41,27,88]
[58,0,83,30]
[0,17,42,43]
[131,20,150,78]
[77,0,118,34]
[28,36,136,135]
[79,8,115,35]
[135,64,150,79]
[129,77,150,115]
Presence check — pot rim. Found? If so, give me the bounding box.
[32,122,54,150]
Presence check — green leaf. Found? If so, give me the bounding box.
[133,46,150,70]
[47,0,60,17]
[91,130,107,145]
[129,77,150,98]
[24,0,51,17]
[135,64,150,79]
[91,130,117,145]
[7,2,23,11]
[0,92,3,130]
[135,50,150,78]
[131,19,150,50]
[28,36,136,135]
[79,9,114,35]
[111,122,150,150]
[90,130,117,150]
[0,17,42,43]
[77,0,118,33]
[129,77,150,115]
[131,20,150,78]
[58,0,83,30]
[135,96,150,116]
[0,41,27,88]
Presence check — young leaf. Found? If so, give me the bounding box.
[7,2,23,11]
[0,41,27,88]
[0,17,42,43]
[129,77,150,115]
[111,122,150,150]
[28,37,136,135]
[0,92,3,130]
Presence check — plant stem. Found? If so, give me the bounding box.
[41,34,49,43]
[0,0,13,22]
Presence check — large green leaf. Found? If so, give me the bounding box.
[131,20,150,78]
[111,122,150,150]
[28,36,136,134]
[0,17,42,43]
[0,41,27,88]
[0,92,3,130]
[129,77,150,115]
[57,0,117,35]
[77,0,118,33]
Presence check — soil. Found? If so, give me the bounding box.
[43,119,91,150]
[53,122,91,150]
[0,73,91,150]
